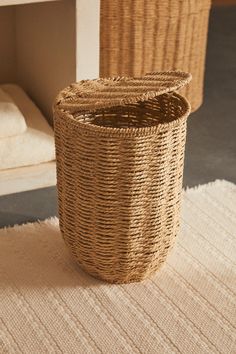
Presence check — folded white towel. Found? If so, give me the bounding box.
[0,87,27,138]
[0,84,55,170]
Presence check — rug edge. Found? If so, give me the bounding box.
[1,179,235,231]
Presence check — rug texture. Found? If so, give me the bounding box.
[0,180,235,354]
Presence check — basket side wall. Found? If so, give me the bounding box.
[54,111,187,283]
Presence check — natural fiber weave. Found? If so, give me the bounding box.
[54,71,191,283]
[100,0,211,112]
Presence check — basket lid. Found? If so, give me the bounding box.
[55,71,191,114]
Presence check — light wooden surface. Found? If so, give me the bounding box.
[0,162,56,196]
[76,0,100,81]
[0,0,60,6]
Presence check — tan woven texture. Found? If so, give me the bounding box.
[100,0,211,112]
[54,71,191,283]
[0,180,236,353]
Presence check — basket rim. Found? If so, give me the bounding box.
[54,71,192,115]
[55,92,191,137]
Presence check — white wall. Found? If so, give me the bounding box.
[15,0,76,123]
[0,0,100,124]
[0,6,16,83]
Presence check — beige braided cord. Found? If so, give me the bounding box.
[54,71,191,283]
[100,0,211,112]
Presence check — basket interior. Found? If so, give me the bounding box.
[74,93,189,129]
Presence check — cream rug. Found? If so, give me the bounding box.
[0,180,235,354]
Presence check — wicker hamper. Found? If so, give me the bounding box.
[100,0,211,112]
[54,71,191,284]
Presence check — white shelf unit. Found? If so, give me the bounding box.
[0,0,100,195]
[0,0,60,6]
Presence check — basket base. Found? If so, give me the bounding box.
[72,258,167,284]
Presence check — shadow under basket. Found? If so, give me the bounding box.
[54,71,191,283]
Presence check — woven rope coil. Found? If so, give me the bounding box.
[100,0,211,112]
[54,71,191,283]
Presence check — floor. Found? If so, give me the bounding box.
[184,5,236,187]
[0,5,235,228]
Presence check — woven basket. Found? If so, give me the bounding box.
[100,0,211,112]
[54,71,191,284]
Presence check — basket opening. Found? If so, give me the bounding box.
[75,93,189,129]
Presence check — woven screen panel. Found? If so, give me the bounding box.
[100,0,211,112]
